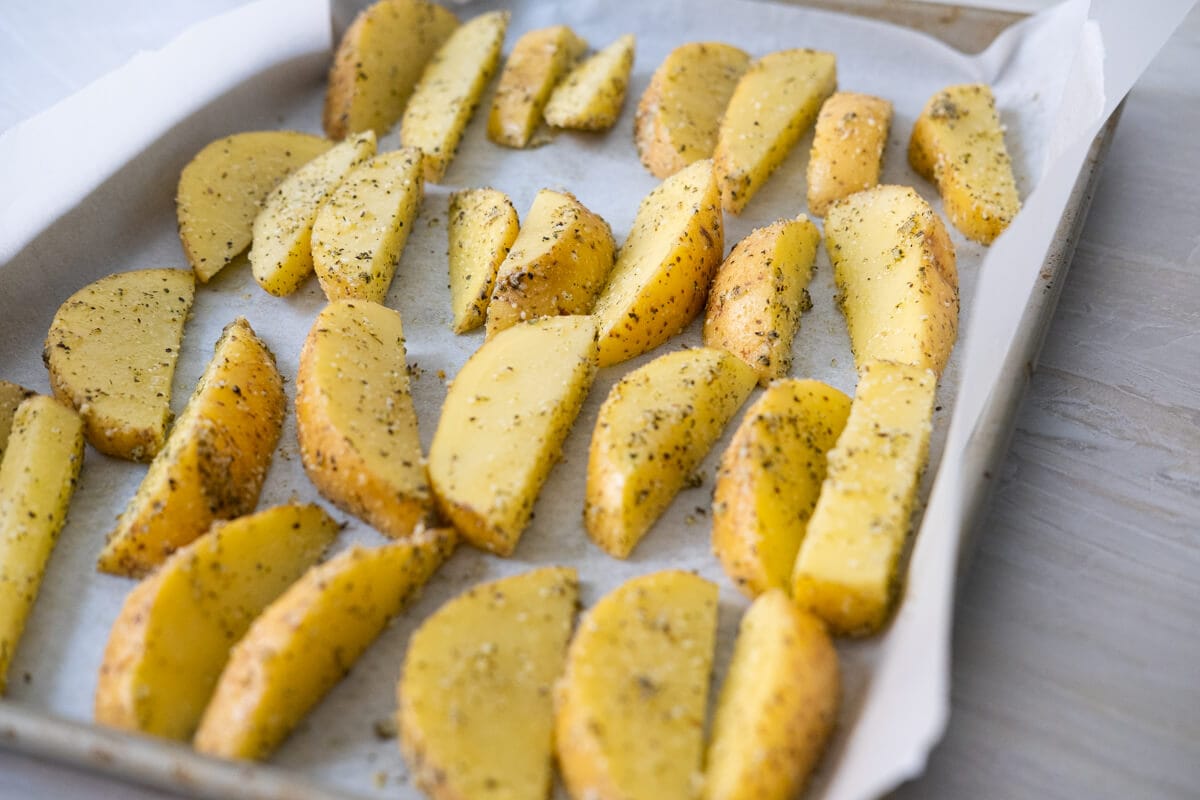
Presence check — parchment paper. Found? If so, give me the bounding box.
[0,0,1192,798]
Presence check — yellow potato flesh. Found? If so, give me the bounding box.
[448,188,519,334]
[399,566,577,800]
[807,92,893,217]
[545,34,636,131]
[488,26,587,148]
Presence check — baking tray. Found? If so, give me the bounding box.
[0,1,1120,798]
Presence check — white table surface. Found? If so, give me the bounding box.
[1,1,1197,799]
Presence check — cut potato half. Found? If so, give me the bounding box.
[544,34,636,131]
[296,300,430,539]
[95,503,338,740]
[196,528,455,760]
[428,316,599,556]
[555,570,718,800]
[488,25,587,148]
[43,269,194,461]
[177,131,332,282]
[448,188,520,334]
[399,566,578,800]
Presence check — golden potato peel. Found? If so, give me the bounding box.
[545,34,636,132]
[488,25,587,148]
[807,92,893,217]
[0,381,35,463]
[448,188,520,334]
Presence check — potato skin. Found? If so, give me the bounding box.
[807,92,892,217]
[0,381,35,462]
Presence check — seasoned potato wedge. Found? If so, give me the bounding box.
[555,571,718,800]
[486,189,615,338]
[401,11,510,182]
[0,397,84,694]
[703,590,839,800]
[826,185,958,375]
[448,188,520,333]
[807,92,892,217]
[635,42,750,179]
[792,360,936,636]
[250,132,376,297]
[311,148,424,303]
[488,26,587,148]
[296,300,430,539]
[544,34,636,131]
[196,528,455,760]
[97,318,285,577]
[592,159,724,367]
[177,131,332,282]
[711,379,851,597]
[909,83,1021,244]
[586,348,756,559]
[399,566,577,800]
[428,316,599,556]
[95,503,338,740]
[702,217,820,385]
[714,49,837,214]
[0,381,34,462]
[323,0,459,140]
[43,269,194,461]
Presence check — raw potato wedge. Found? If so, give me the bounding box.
[95,504,337,740]
[807,92,893,217]
[714,49,837,214]
[448,188,520,333]
[428,316,599,556]
[635,42,750,179]
[909,83,1021,244]
[792,360,937,636]
[592,159,724,367]
[555,570,718,800]
[323,0,459,140]
[97,318,286,577]
[177,131,332,282]
[703,590,840,800]
[0,381,34,462]
[250,132,376,297]
[0,397,84,694]
[585,348,757,559]
[702,217,820,385]
[196,528,456,760]
[43,269,195,461]
[826,185,958,375]
[402,11,510,182]
[486,189,615,338]
[311,148,425,303]
[399,566,578,800]
[296,300,430,539]
[544,34,636,131]
[711,379,851,597]
[488,26,588,148]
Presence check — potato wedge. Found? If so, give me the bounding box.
[807,92,892,217]
[585,348,756,559]
[634,42,750,179]
[714,49,837,214]
[296,300,430,539]
[702,217,820,385]
[703,590,839,800]
[177,131,332,282]
[826,184,958,375]
[311,148,425,303]
[555,570,718,800]
[250,132,376,297]
[0,397,84,694]
[711,379,851,597]
[399,566,577,800]
[448,188,520,333]
[544,34,636,131]
[401,11,510,182]
[95,503,337,740]
[428,316,598,556]
[486,189,615,338]
[792,360,936,636]
[323,0,459,140]
[97,318,285,577]
[909,83,1021,244]
[196,528,455,760]
[43,269,194,461]
[592,159,724,367]
[0,381,34,462]
[488,26,587,148]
